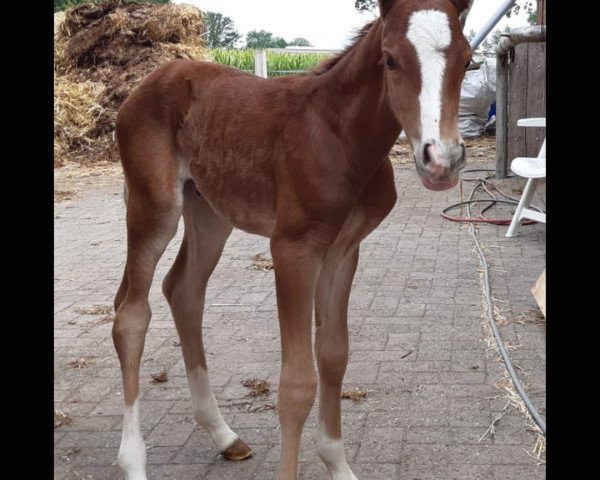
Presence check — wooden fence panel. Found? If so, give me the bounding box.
[506,42,546,162]
[525,42,546,155]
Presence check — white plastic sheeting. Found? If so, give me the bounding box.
[458,58,497,138]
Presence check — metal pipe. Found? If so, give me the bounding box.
[496,25,547,55]
[469,0,517,51]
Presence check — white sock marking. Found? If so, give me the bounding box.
[317,423,358,480]
[118,398,147,480]
[187,367,238,452]
[406,9,452,166]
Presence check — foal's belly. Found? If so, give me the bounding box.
[186,154,277,238]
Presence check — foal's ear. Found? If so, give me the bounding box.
[378,0,473,21]
[447,0,474,26]
[378,0,396,18]
[447,0,474,14]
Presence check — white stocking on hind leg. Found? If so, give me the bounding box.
[113,190,182,480]
[162,181,252,460]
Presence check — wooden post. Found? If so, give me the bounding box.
[254,49,267,78]
[537,0,546,25]
[507,44,529,162]
[525,43,546,156]
[496,53,509,179]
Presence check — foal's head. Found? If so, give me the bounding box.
[379,0,473,190]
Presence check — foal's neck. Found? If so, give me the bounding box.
[315,19,402,175]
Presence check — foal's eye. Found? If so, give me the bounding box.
[384,53,397,70]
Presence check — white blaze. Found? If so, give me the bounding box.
[118,398,148,480]
[406,9,452,164]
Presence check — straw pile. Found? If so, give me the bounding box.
[54,1,207,167]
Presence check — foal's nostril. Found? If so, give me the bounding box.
[423,143,432,165]
[460,143,466,162]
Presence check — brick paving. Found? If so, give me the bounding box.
[54,161,546,479]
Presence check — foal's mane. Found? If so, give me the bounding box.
[309,20,377,76]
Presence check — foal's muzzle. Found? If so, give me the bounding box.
[415,140,466,191]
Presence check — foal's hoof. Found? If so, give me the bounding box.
[221,438,253,461]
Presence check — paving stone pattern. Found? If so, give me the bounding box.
[54,162,546,479]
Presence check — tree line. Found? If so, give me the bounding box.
[204,12,312,49]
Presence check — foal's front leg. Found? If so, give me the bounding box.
[271,234,324,480]
[315,247,360,480]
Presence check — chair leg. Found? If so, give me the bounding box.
[506,178,539,237]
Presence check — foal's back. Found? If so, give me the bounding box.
[117,58,349,238]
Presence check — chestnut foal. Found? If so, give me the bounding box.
[112,1,473,478]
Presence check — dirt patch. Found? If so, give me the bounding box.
[150,370,169,384]
[67,357,93,369]
[389,138,413,166]
[54,409,73,428]
[93,314,115,325]
[75,305,112,315]
[465,135,496,162]
[242,378,271,397]
[516,308,545,325]
[341,388,370,402]
[251,254,274,271]
[55,189,78,202]
[58,447,81,462]
[54,160,124,195]
[56,161,123,180]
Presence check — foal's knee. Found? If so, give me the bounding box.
[279,367,318,420]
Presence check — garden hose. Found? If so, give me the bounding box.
[443,169,547,435]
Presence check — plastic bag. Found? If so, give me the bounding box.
[458,58,497,138]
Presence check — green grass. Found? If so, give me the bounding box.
[208,48,331,77]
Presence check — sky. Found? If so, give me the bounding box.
[174,0,533,50]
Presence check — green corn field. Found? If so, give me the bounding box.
[210,48,256,73]
[209,49,331,77]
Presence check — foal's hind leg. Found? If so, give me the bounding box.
[113,184,182,480]
[162,182,252,460]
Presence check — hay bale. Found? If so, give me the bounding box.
[54,11,66,35]
[54,1,207,167]
[57,1,204,72]
[54,77,106,167]
[54,11,70,73]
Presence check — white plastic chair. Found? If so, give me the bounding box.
[506,117,546,237]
